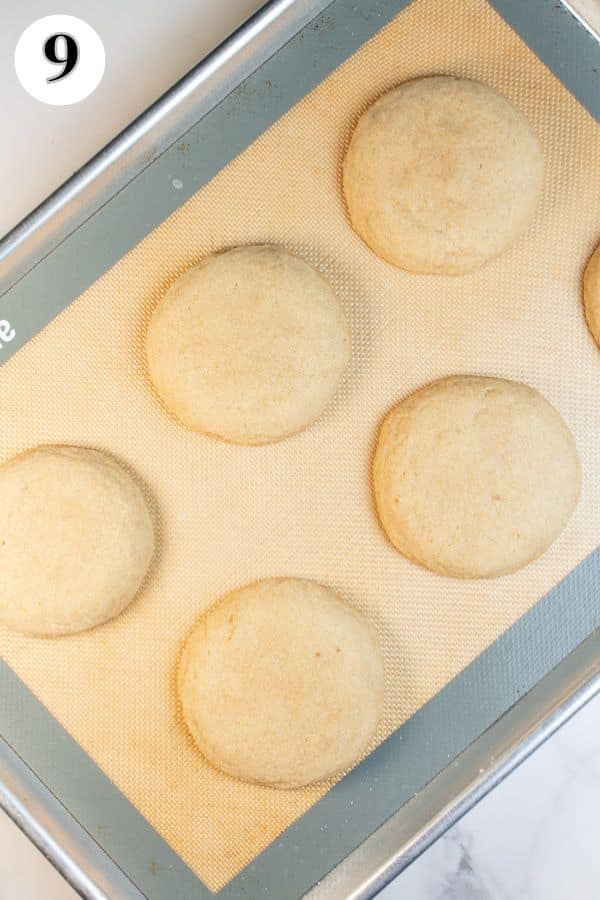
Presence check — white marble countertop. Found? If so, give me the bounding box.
[1,1,599,897]
[1,695,598,899]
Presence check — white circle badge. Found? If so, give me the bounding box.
[15,15,105,106]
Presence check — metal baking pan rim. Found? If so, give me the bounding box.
[0,0,334,295]
[0,0,599,896]
[311,632,600,898]
[1,634,598,899]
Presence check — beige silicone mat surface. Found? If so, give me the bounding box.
[1,0,599,889]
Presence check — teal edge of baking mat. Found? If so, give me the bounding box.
[2,552,599,899]
[1,0,600,367]
[1,0,599,896]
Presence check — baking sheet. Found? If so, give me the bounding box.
[1,0,599,891]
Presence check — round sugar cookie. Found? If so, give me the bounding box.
[583,239,600,348]
[146,245,350,444]
[0,445,154,636]
[343,76,544,274]
[178,578,384,787]
[373,376,580,578]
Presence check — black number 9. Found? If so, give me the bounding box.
[44,33,79,83]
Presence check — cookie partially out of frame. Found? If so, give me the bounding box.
[583,239,600,348]
[0,445,154,635]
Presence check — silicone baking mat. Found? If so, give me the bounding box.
[1,0,599,896]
